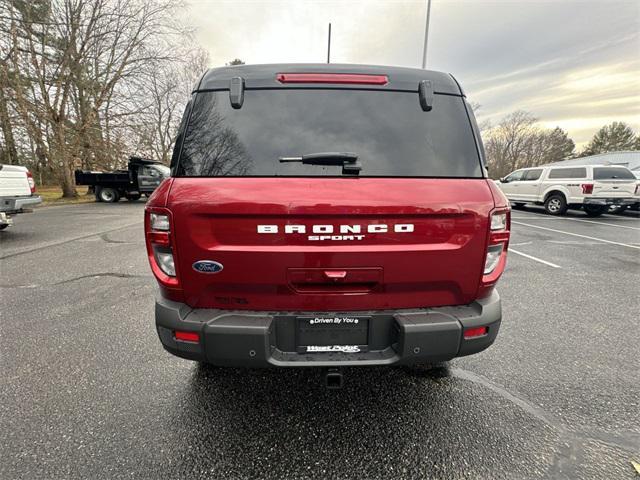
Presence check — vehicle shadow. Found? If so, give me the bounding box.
[513,204,640,219]
[158,363,532,478]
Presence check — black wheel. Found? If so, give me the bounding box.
[125,193,141,202]
[513,202,526,209]
[98,187,120,203]
[584,205,607,217]
[544,194,567,215]
[0,224,8,230]
[608,205,627,214]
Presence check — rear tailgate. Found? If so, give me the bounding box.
[592,167,637,197]
[592,180,637,197]
[169,178,495,311]
[0,165,31,197]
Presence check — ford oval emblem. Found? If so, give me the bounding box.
[192,260,224,274]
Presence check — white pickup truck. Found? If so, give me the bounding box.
[0,165,42,229]
[497,165,639,216]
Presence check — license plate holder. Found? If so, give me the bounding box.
[296,315,370,353]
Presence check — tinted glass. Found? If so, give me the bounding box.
[523,169,542,181]
[593,167,635,180]
[505,171,524,182]
[548,167,587,179]
[176,90,482,177]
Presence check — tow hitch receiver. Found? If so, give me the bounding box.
[325,367,344,389]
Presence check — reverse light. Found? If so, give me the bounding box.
[276,73,389,85]
[582,184,594,194]
[478,208,511,298]
[174,331,200,343]
[154,248,176,277]
[464,326,488,339]
[145,208,180,293]
[490,212,508,231]
[484,244,504,274]
[150,213,170,231]
[26,171,36,194]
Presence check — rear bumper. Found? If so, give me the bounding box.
[155,290,502,367]
[583,197,635,206]
[0,195,42,214]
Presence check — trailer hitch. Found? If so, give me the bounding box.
[325,367,344,390]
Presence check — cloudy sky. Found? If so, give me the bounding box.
[185,0,640,148]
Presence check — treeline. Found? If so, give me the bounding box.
[482,111,640,179]
[2,3,638,193]
[0,0,208,197]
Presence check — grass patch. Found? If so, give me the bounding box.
[37,186,95,206]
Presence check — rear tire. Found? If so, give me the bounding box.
[544,194,567,215]
[98,187,120,203]
[584,205,607,217]
[0,224,8,230]
[513,202,526,209]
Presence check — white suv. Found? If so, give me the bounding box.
[497,165,639,216]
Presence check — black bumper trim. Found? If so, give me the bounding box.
[155,291,502,367]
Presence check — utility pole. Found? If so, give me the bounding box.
[327,23,332,63]
[421,0,432,69]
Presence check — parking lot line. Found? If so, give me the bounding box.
[511,214,640,221]
[508,248,562,268]
[546,217,640,231]
[513,221,640,250]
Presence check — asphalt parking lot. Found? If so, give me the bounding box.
[1,202,639,479]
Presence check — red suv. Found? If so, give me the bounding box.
[145,64,510,375]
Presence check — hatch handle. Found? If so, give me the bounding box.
[324,270,348,280]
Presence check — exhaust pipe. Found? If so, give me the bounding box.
[325,368,343,390]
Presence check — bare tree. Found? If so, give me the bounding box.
[3,0,191,196]
[484,111,574,178]
[132,47,209,164]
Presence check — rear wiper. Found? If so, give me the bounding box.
[279,152,361,175]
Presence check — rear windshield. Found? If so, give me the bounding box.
[175,90,482,178]
[593,167,635,180]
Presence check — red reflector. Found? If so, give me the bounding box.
[148,231,170,246]
[464,326,488,339]
[276,73,388,85]
[175,331,199,343]
[581,183,594,194]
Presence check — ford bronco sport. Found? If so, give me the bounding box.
[145,64,510,373]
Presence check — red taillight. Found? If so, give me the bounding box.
[26,171,36,194]
[478,209,511,298]
[148,231,170,246]
[582,184,594,194]
[174,331,199,343]
[464,326,488,339]
[145,208,180,290]
[276,73,389,85]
